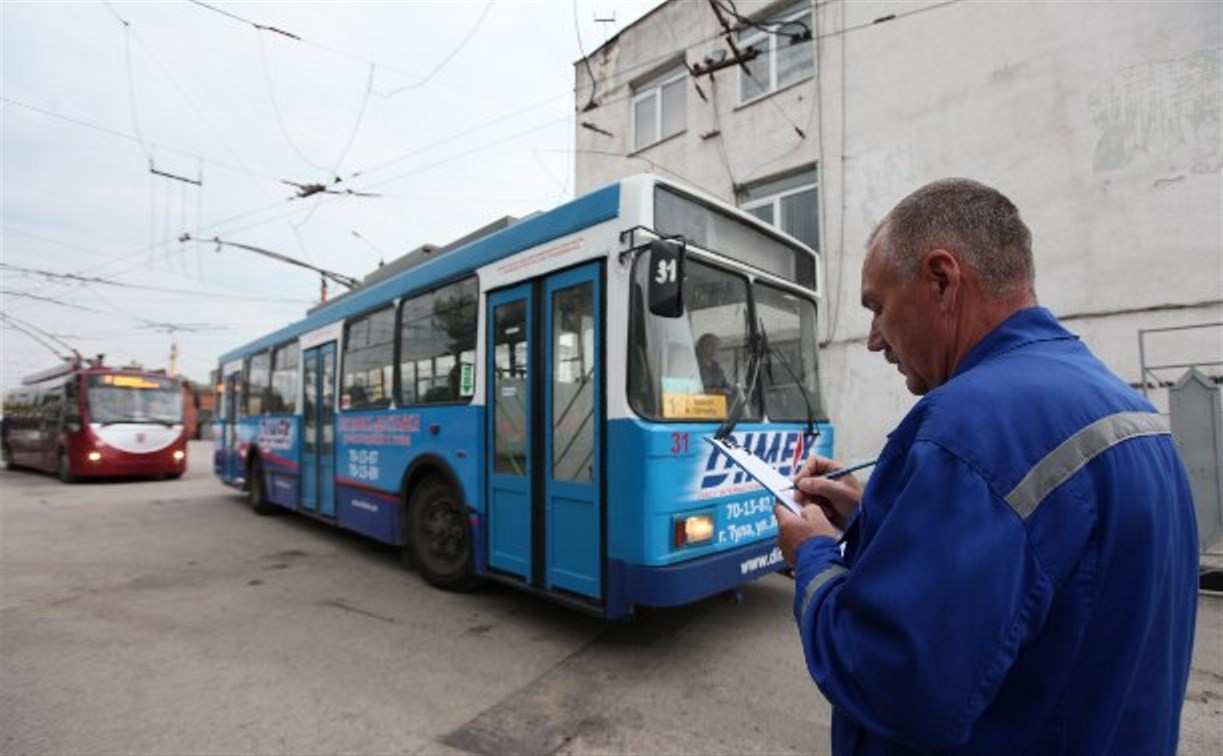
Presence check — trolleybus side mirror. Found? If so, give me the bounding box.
[647,239,685,318]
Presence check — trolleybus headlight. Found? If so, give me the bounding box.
[87,451,102,463]
[173,450,185,461]
[674,513,714,548]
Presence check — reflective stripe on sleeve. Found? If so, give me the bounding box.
[800,564,848,621]
[1004,411,1170,520]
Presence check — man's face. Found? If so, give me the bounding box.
[860,242,945,395]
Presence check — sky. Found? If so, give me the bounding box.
[1,0,661,392]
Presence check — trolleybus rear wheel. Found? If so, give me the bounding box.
[408,475,478,592]
[248,457,277,515]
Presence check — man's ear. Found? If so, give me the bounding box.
[922,249,960,306]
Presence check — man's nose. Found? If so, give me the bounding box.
[866,321,885,352]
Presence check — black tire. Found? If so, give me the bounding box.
[57,449,77,483]
[407,475,479,591]
[248,457,278,515]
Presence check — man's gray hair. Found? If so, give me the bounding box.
[869,178,1035,298]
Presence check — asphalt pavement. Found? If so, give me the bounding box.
[1,440,1220,754]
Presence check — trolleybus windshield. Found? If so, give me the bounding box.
[86,374,183,425]
[628,257,824,424]
[629,188,824,425]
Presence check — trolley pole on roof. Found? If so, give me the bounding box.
[180,234,360,298]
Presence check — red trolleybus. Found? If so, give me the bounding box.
[1,360,189,481]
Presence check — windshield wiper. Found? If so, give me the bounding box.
[759,321,818,441]
[714,325,764,441]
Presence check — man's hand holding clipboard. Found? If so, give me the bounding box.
[705,435,874,566]
[704,435,806,515]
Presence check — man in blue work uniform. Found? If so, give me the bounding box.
[775,178,1198,755]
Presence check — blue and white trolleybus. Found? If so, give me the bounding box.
[213,174,832,618]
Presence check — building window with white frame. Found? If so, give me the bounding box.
[737,1,814,104]
[632,64,687,151]
[740,167,819,251]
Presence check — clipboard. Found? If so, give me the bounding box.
[704,435,803,515]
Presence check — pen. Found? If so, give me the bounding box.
[822,459,877,480]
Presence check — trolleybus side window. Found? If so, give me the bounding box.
[268,342,300,415]
[246,351,271,416]
[343,306,395,411]
[64,377,78,422]
[41,388,63,432]
[231,368,244,422]
[398,277,478,406]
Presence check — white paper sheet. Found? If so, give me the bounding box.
[704,435,803,515]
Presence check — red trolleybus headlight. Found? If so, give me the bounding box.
[673,513,714,548]
[87,451,102,463]
[173,450,185,462]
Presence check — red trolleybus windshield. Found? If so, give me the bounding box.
[85,374,183,425]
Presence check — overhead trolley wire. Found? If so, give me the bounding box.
[376,0,495,98]
[0,263,313,305]
[329,63,375,179]
[188,0,492,181]
[102,1,265,182]
[254,28,333,174]
[0,97,274,185]
[189,0,493,92]
[107,1,154,166]
[569,0,966,105]
[1,290,111,314]
[186,0,299,40]
[712,0,811,42]
[573,0,599,111]
[13,1,966,307]
[0,312,81,360]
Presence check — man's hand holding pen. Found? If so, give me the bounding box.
[793,455,865,530]
[773,455,867,567]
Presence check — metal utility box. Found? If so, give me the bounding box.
[1169,368,1223,551]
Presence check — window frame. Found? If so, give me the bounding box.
[627,243,823,425]
[245,350,272,416]
[737,1,814,106]
[396,275,479,408]
[752,279,825,422]
[627,254,763,423]
[631,63,688,151]
[341,304,396,412]
[739,166,819,252]
[268,341,300,415]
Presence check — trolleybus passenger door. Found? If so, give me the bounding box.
[542,264,602,599]
[486,263,604,601]
[487,284,533,581]
[301,342,337,518]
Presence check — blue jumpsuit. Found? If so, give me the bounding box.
[793,307,1198,755]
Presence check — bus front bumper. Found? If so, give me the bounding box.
[607,539,786,616]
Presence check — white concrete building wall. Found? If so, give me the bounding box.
[576,0,1223,463]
